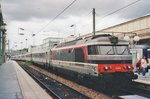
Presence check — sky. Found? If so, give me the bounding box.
[0,0,150,50]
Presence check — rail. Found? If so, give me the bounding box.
[20,63,90,99]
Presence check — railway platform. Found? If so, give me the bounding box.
[0,60,52,99]
[134,71,150,85]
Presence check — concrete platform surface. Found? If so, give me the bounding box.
[0,61,52,99]
[0,61,23,99]
[134,71,150,85]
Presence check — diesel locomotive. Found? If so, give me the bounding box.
[12,34,137,88]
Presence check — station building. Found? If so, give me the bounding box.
[97,14,150,45]
[29,37,63,53]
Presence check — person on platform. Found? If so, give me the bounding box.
[136,59,141,75]
[140,56,148,77]
[136,55,148,77]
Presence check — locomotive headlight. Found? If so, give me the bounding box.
[109,66,112,70]
[127,66,131,70]
[104,66,109,71]
[123,66,127,69]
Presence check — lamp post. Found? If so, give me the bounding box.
[25,39,28,48]
[32,33,35,46]
[70,24,76,36]
[20,42,23,54]
[15,44,17,50]
[18,28,25,53]
[18,28,35,47]
[123,33,140,48]
[18,27,24,35]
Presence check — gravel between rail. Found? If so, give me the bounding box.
[18,61,111,99]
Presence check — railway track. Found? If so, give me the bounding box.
[18,61,110,99]
[18,61,150,99]
[19,63,91,99]
[109,79,150,99]
[129,81,150,98]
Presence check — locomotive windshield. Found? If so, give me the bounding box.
[98,46,114,55]
[88,45,129,55]
[115,46,129,55]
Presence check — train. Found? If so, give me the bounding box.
[12,34,138,88]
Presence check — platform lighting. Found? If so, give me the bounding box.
[123,33,140,42]
[18,28,25,35]
[32,34,35,36]
[133,35,140,42]
[70,24,76,36]
[124,35,130,41]
[25,39,28,48]
[123,33,140,48]
[19,33,24,35]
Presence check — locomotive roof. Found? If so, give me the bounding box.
[55,34,129,48]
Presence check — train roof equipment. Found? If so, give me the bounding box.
[55,34,129,48]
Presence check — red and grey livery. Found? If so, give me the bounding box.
[51,35,134,76]
[12,34,137,87]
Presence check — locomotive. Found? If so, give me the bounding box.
[12,34,137,88]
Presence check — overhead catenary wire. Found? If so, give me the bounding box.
[96,0,141,26]
[68,10,93,34]
[75,0,141,35]
[35,0,77,35]
[100,0,141,19]
[43,9,93,36]
[35,0,141,36]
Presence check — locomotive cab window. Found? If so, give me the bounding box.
[88,45,115,55]
[88,45,129,55]
[115,46,129,55]
[100,46,114,55]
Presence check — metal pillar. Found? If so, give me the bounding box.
[93,8,96,36]
[0,4,6,64]
[0,30,2,64]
